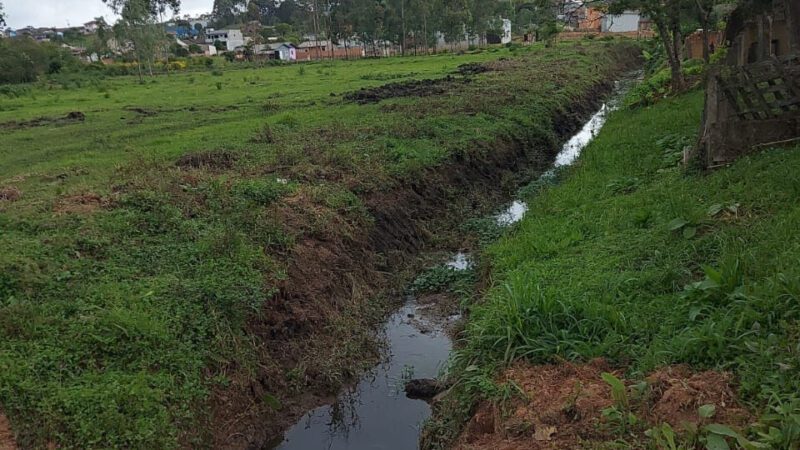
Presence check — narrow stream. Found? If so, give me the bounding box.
[271,75,637,450]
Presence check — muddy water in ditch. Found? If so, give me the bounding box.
[271,77,636,450]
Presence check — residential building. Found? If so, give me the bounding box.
[601,11,641,33]
[197,44,218,56]
[272,43,297,61]
[83,20,103,35]
[205,29,246,51]
[295,40,363,60]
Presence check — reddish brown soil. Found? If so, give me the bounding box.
[453,361,751,450]
[0,414,17,450]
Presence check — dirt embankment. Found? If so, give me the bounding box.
[454,361,750,450]
[207,46,643,449]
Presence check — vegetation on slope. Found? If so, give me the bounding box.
[437,91,800,447]
[0,41,638,448]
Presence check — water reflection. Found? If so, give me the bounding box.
[273,301,452,450]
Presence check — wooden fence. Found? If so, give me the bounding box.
[696,54,800,166]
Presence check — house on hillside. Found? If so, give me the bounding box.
[205,29,246,51]
[273,43,297,61]
[83,20,104,35]
[561,6,653,39]
[601,11,641,33]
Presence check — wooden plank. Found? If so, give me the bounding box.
[743,65,776,118]
[770,98,800,108]
[771,57,800,98]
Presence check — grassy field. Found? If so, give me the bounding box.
[441,90,800,447]
[0,41,639,448]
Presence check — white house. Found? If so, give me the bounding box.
[601,11,641,33]
[501,18,512,44]
[83,20,102,35]
[206,29,246,51]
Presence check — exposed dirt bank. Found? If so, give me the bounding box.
[209,45,642,449]
[454,361,750,450]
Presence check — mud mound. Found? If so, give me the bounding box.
[175,150,239,170]
[54,193,109,215]
[455,62,492,76]
[124,106,159,116]
[0,112,85,130]
[0,414,18,450]
[344,76,467,104]
[0,187,22,202]
[454,361,750,450]
[456,359,617,450]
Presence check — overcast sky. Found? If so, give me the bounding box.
[4,0,213,29]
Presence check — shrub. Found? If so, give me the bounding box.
[0,38,79,84]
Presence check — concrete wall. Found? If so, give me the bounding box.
[602,13,640,33]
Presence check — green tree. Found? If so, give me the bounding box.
[609,0,688,92]
[516,0,560,44]
[0,39,76,84]
[212,0,245,26]
[113,0,168,81]
[103,0,180,16]
[0,1,6,28]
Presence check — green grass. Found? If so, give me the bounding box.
[0,41,640,448]
[455,91,800,445]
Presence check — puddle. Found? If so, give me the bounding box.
[271,74,639,449]
[272,300,451,450]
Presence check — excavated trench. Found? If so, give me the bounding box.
[268,75,641,449]
[209,46,643,450]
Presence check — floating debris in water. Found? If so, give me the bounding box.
[447,252,474,271]
[496,200,529,226]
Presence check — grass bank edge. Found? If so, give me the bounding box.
[424,91,800,448]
